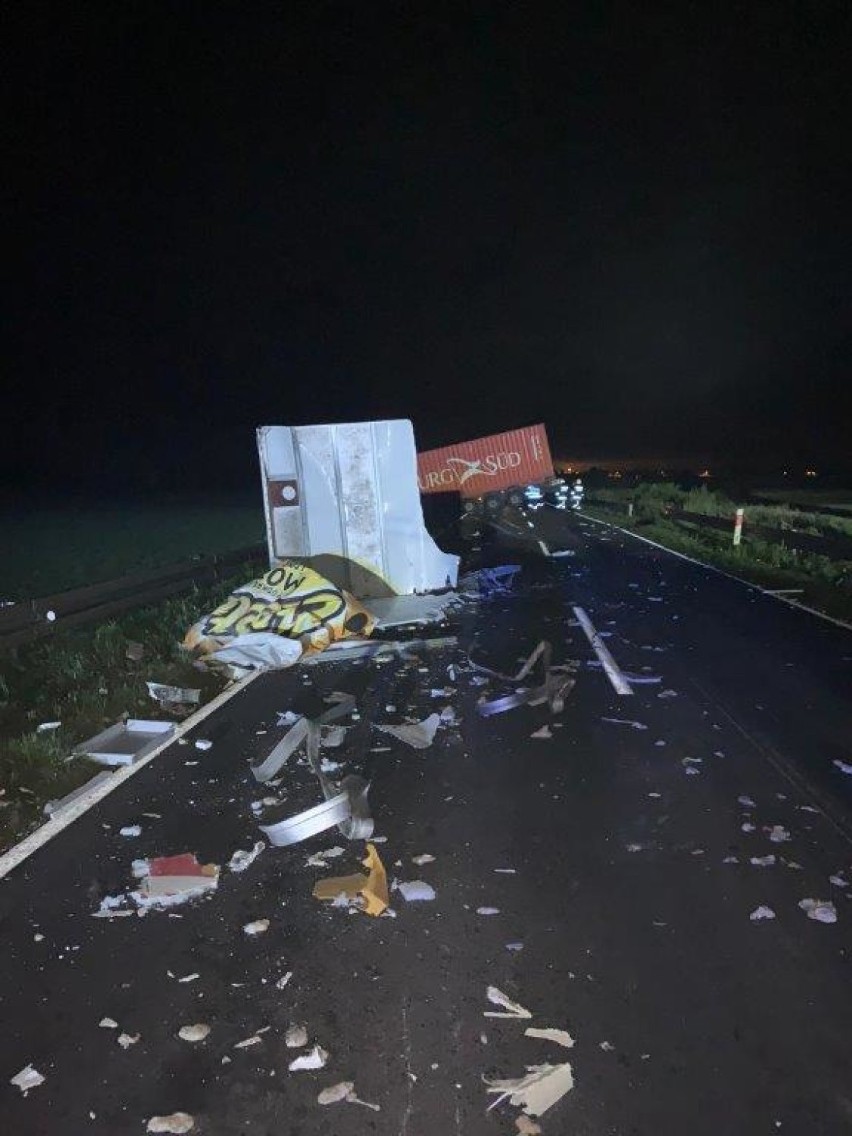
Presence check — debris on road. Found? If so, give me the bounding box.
[485,1061,575,1117]
[395,880,436,902]
[750,906,776,921]
[99,1017,118,1028]
[228,841,265,873]
[601,717,647,730]
[289,1044,329,1071]
[412,853,435,866]
[317,1081,381,1110]
[117,1032,140,1049]
[146,1113,195,1133]
[750,855,777,867]
[473,640,577,718]
[305,846,346,868]
[524,1027,575,1048]
[376,713,440,749]
[484,986,532,1019]
[178,1024,211,1043]
[832,759,852,776]
[799,898,837,924]
[285,1024,308,1048]
[767,825,791,843]
[138,853,220,905]
[515,1117,543,1135]
[11,1063,45,1095]
[477,906,500,915]
[194,738,213,751]
[738,795,757,808]
[243,919,270,936]
[234,1034,263,1049]
[119,825,142,838]
[312,842,389,916]
[530,726,552,740]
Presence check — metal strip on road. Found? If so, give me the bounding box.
[571,605,634,696]
[0,670,263,881]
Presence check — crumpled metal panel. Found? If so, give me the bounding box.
[258,420,459,598]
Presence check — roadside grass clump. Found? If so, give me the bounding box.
[0,563,257,849]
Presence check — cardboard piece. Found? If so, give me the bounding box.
[312,842,388,916]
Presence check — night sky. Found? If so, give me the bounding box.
[5,4,851,495]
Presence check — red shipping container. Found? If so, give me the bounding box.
[417,424,554,499]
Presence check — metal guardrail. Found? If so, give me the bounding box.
[0,543,268,649]
[586,501,852,561]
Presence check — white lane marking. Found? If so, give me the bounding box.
[578,512,852,634]
[0,670,263,880]
[572,606,633,696]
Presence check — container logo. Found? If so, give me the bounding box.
[418,451,521,491]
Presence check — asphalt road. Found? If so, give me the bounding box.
[2,509,851,1135]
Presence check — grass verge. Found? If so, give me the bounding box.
[0,564,257,851]
[582,504,852,625]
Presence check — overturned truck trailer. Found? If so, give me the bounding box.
[258,421,458,599]
[417,424,557,516]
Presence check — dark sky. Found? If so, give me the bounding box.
[4,3,851,494]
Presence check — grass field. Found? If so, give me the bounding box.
[0,494,264,599]
[752,488,852,514]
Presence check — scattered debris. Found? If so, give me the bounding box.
[530,726,552,740]
[599,1041,615,1051]
[767,825,791,844]
[99,1017,119,1029]
[313,843,389,916]
[118,1033,140,1049]
[484,986,532,1020]
[146,682,201,711]
[138,853,220,905]
[289,1044,328,1071]
[738,795,756,808]
[657,689,678,699]
[177,972,200,983]
[601,717,647,730]
[832,759,852,776]
[477,906,500,916]
[194,738,213,751]
[395,880,436,902]
[285,1024,309,1049]
[243,919,270,936]
[506,942,524,952]
[317,1081,381,1110]
[228,841,265,873]
[829,875,848,888]
[11,1064,45,1095]
[146,1113,195,1134]
[799,898,837,924]
[750,906,776,921]
[276,972,294,989]
[376,713,440,749]
[178,1024,211,1043]
[119,825,142,838]
[412,853,435,866]
[741,822,756,833]
[524,1027,575,1048]
[515,1117,543,1135]
[474,640,577,717]
[750,855,777,867]
[234,1035,263,1049]
[76,718,175,767]
[485,1062,574,1117]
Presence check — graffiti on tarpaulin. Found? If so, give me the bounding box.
[191,562,369,646]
